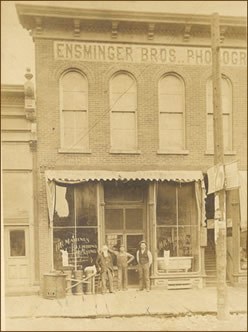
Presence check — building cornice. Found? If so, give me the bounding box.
[1,84,24,93]
[16,3,247,31]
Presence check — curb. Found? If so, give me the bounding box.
[6,310,247,320]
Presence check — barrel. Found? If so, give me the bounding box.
[84,266,95,294]
[73,270,84,295]
[64,269,73,295]
[43,272,67,299]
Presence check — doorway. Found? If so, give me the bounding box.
[103,180,147,286]
[4,226,30,287]
[104,205,146,285]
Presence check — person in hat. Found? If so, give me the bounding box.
[96,245,115,294]
[136,240,152,291]
[109,244,134,291]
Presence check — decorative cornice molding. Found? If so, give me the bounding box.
[111,21,119,39]
[148,23,155,40]
[73,19,81,37]
[1,84,24,93]
[35,16,43,35]
[183,24,192,42]
[220,26,228,44]
[16,4,246,28]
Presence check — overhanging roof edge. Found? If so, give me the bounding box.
[45,170,204,182]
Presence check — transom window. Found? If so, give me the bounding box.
[159,74,185,151]
[110,72,137,151]
[60,71,89,151]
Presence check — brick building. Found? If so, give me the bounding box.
[2,4,246,295]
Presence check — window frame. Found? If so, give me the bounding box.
[205,75,234,155]
[53,183,98,271]
[156,182,200,274]
[157,73,188,155]
[59,69,91,154]
[109,71,140,154]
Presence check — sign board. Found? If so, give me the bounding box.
[225,161,240,190]
[54,41,247,67]
[207,164,225,194]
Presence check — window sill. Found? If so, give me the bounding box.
[157,150,189,155]
[110,149,141,155]
[58,148,92,154]
[205,150,236,156]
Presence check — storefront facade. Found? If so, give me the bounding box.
[45,170,205,287]
[9,4,247,293]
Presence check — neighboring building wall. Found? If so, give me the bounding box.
[1,85,38,294]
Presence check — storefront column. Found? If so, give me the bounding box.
[148,181,157,278]
[98,182,105,249]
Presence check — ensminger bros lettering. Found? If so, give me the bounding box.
[54,41,246,66]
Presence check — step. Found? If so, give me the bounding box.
[167,280,192,290]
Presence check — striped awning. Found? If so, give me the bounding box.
[45,170,203,183]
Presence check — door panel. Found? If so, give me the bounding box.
[5,227,30,287]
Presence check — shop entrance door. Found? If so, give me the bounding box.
[105,205,146,286]
[4,227,30,287]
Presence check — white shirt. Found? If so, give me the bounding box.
[136,249,153,266]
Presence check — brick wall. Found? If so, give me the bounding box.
[35,37,247,278]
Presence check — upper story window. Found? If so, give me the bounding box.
[60,71,89,152]
[206,76,232,153]
[158,74,185,152]
[110,72,137,152]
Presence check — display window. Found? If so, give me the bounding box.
[156,181,199,273]
[53,182,98,270]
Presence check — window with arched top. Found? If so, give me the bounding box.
[60,71,89,151]
[159,75,185,151]
[206,76,232,152]
[110,72,137,151]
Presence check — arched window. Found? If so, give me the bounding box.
[159,75,185,151]
[206,76,232,152]
[60,71,89,151]
[110,72,137,151]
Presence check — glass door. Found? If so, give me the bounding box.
[105,205,146,286]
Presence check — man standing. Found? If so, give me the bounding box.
[96,245,115,294]
[109,244,134,291]
[136,240,152,292]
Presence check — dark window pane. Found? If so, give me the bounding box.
[157,182,176,225]
[157,227,175,257]
[53,228,98,270]
[76,228,98,270]
[105,234,124,251]
[157,226,198,272]
[105,209,123,230]
[75,183,97,226]
[54,185,75,226]
[10,230,25,256]
[178,183,197,226]
[105,234,124,266]
[126,209,143,230]
[53,228,75,270]
[104,181,144,202]
[126,234,143,265]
